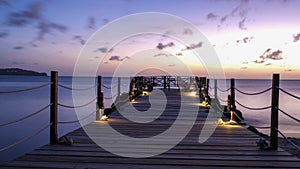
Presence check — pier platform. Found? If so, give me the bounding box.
[1,89,300,169]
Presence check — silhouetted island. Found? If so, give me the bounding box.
[0,68,47,76]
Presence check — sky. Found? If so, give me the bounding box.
[0,0,300,79]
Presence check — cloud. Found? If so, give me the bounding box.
[11,61,25,65]
[153,53,172,57]
[207,13,218,20]
[13,46,24,50]
[95,47,108,53]
[108,55,130,61]
[6,1,43,26]
[122,56,130,60]
[236,36,254,43]
[88,16,96,29]
[254,48,283,64]
[220,15,228,24]
[253,60,265,64]
[156,42,174,50]
[267,50,283,60]
[0,31,8,38]
[73,35,85,45]
[94,47,113,53]
[238,17,247,30]
[6,1,67,41]
[265,63,272,66]
[102,18,109,25]
[218,1,250,28]
[182,42,203,51]
[293,33,300,42]
[0,0,10,7]
[231,1,249,18]
[284,69,294,72]
[242,37,253,43]
[109,56,120,61]
[183,28,193,35]
[37,20,67,40]
[30,42,38,47]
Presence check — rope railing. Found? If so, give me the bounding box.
[275,128,300,151]
[0,73,124,148]
[0,83,51,94]
[58,110,97,124]
[217,87,230,93]
[217,96,228,103]
[214,102,225,114]
[235,99,271,111]
[103,93,119,100]
[231,110,244,122]
[250,125,271,129]
[104,96,113,100]
[277,107,300,123]
[102,84,114,89]
[0,123,51,152]
[58,84,96,91]
[0,104,51,127]
[235,87,272,96]
[200,76,300,151]
[279,87,300,100]
[210,105,222,115]
[58,97,97,109]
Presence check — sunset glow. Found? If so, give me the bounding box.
[1,0,300,79]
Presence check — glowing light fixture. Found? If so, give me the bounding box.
[199,100,210,107]
[218,118,238,125]
[100,115,108,121]
[189,91,197,97]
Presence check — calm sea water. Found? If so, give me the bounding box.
[0,76,299,164]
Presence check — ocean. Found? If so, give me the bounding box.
[0,76,299,164]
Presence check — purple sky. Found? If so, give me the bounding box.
[0,0,300,78]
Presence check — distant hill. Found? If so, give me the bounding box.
[0,68,47,76]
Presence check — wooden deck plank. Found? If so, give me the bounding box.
[1,89,299,169]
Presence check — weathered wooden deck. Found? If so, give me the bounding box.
[1,89,300,169]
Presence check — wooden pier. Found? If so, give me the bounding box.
[1,88,300,169]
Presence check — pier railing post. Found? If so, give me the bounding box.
[206,78,210,96]
[214,79,217,99]
[270,74,279,150]
[199,77,205,99]
[152,76,155,86]
[230,78,236,121]
[227,95,231,112]
[163,76,167,89]
[129,77,134,102]
[190,76,193,90]
[50,71,58,144]
[230,78,236,111]
[167,77,170,91]
[96,76,104,121]
[177,76,180,90]
[117,77,121,98]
